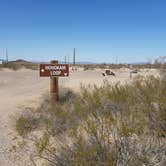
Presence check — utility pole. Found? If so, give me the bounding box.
[73,48,75,65]
[6,48,8,62]
[65,55,66,64]
[116,56,118,64]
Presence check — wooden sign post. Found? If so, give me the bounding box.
[50,60,59,102]
[40,60,69,103]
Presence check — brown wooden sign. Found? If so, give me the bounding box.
[40,64,69,77]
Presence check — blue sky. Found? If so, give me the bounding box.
[0,0,166,63]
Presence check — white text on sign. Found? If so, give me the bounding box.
[50,71,61,76]
[45,65,66,70]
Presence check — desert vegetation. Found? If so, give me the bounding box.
[14,74,166,166]
[76,59,166,71]
[0,60,39,70]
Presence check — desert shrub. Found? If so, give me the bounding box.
[24,64,39,70]
[15,76,166,165]
[0,62,22,70]
[0,62,39,70]
[83,65,95,71]
[16,112,40,137]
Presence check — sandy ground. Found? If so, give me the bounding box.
[0,68,158,165]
